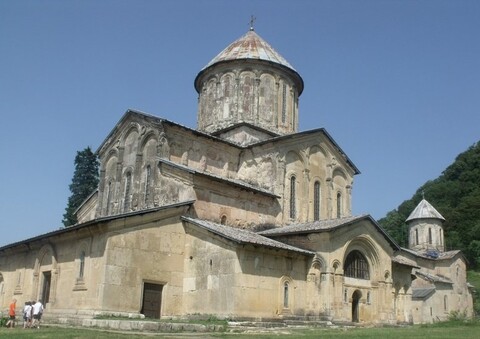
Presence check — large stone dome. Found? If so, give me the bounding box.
[195,29,304,141]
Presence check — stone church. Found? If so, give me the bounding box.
[0,28,474,325]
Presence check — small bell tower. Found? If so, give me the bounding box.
[406,197,445,253]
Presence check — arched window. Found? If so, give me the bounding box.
[444,295,448,311]
[220,215,227,225]
[415,229,419,245]
[283,282,289,308]
[313,181,320,221]
[79,251,85,279]
[344,250,370,280]
[290,176,296,219]
[124,172,132,212]
[336,192,342,218]
[144,165,151,204]
[428,228,432,244]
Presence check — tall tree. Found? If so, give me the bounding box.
[63,147,99,227]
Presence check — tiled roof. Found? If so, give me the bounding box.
[412,287,436,299]
[414,270,452,284]
[406,199,445,222]
[401,247,461,261]
[258,215,369,236]
[182,217,315,256]
[158,159,278,198]
[391,256,419,268]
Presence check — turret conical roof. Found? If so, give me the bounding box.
[406,199,445,222]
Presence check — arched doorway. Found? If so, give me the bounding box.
[352,290,361,322]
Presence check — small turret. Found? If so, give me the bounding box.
[406,198,445,253]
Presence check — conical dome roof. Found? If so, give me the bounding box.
[202,29,297,71]
[195,29,303,95]
[406,199,445,222]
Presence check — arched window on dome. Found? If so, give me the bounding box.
[344,250,370,280]
[313,181,321,221]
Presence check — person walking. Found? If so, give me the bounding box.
[32,300,44,329]
[23,301,32,328]
[5,298,16,328]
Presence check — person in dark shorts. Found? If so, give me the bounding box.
[32,300,44,329]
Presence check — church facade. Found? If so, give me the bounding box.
[0,28,473,325]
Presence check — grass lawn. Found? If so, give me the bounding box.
[0,320,479,338]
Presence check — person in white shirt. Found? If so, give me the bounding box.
[23,301,32,328]
[32,300,44,329]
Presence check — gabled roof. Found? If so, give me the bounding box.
[0,201,195,252]
[159,158,279,198]
[401,247,463,261]
[412,287,436,300]
[248,127,360,175]
[182,217,315,256]
[406,199,445,222]
[258,215,400,250]
[391,256,419,268]
[414,270,453,285]
[97,109,360,175]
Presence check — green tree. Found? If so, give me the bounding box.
[62,147,99,227]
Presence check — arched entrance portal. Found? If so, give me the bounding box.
[352,290,361,322]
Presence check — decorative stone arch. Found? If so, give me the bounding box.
[284,150,306,222]
[342,235,381,280]
[139,130,158,153]
[33,244,58,305]
[332,167,348,217]
[332,259,341,273]
[258,72,276,122]
[279,275,294,313]
[73,239,91,290]
[308,255,326,283]
[100,150,120,215]
[119,123,141,148]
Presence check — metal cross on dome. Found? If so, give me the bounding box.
[249,15,256,31]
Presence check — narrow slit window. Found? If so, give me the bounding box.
[290,176,296,219]
[281,83,287,123]
[283,282,289,308]
[336,192,342,218]
[314,181,320,221]
[144,165,151,204]
[79,251,85,279]
[124,172,132,212]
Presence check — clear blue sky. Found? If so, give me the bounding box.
[1,0,479,247]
